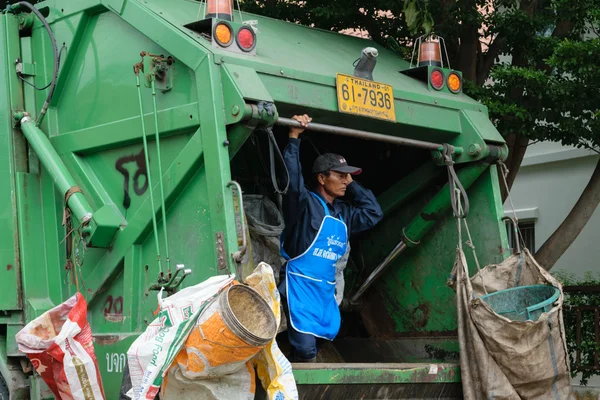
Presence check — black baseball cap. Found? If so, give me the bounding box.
[312,153,362,175]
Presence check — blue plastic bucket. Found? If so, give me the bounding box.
[480,284,560,321]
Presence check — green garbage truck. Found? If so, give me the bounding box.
[0,0,511,398]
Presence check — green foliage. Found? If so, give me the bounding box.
[402,0,434,35]
[484,38,600,149]
[554,270,600,385]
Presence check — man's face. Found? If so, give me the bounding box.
[319,170,353,199]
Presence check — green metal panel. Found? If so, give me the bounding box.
[460,109,505,144]
[223,63,273,102]
[403,162,489,244]
[15,172,63,320]
[358,166,510,337]
[293,363,460,384]
[0,14,21,311]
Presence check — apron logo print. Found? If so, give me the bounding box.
[327,235,345,248]
[312,247,340,261]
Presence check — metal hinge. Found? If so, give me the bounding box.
[15,58,35,77]
[215,231,227,271]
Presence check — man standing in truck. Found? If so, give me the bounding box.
[278,114,383,362]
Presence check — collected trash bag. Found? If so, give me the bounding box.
[243,195,285,282]
[162,263,297,400]
[451,249,572,399]
[246,263,299,400]
[161,276,277,399]
[118,361,133,400]
[127,275,234,400]
[15,292,105,400]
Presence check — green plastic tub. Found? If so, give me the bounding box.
[480,284,560,321]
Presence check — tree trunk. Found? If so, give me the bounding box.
[500,134,529,200]
[534,157,600,271]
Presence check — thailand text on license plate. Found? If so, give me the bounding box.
[335,74,396,122]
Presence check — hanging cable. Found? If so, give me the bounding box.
[150,78,171,272]
[11,2,59,126]
[135,70,163,273]
[264,127,289,195]
[18,44,66,91]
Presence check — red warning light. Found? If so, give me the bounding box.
[236,26,256,52]
[430,69,444,90]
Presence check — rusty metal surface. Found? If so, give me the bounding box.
[296,383,463,399]
[332,338,459,363]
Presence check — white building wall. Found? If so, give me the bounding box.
[503,141,600,279]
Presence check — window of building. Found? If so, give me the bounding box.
[506,220,536,253]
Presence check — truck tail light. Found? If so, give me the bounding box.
[448,72,462,93]
[430,69,444,90]
[236,26,256,52]
[214,22,233,47]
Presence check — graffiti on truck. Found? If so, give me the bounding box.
[115,148,149,209]
[106,353,126,373]
[103,295,124,322]
[103,295,124,315]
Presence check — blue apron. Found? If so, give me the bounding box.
[281,193,348,340]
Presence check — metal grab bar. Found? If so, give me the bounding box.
[228,181,247,263]
[275,117,456,152]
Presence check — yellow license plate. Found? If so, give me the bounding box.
[336,73,396,122]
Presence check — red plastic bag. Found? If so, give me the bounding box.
[16,292,105,400]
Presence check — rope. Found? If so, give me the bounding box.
[443,147,486,295]
[456,188,488,295]
[498,161,526,252]
[442,144,469,218]
[61,186,83,287]
[72,229,87,292]
[498,160,527,288]
[61,186,83,227]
